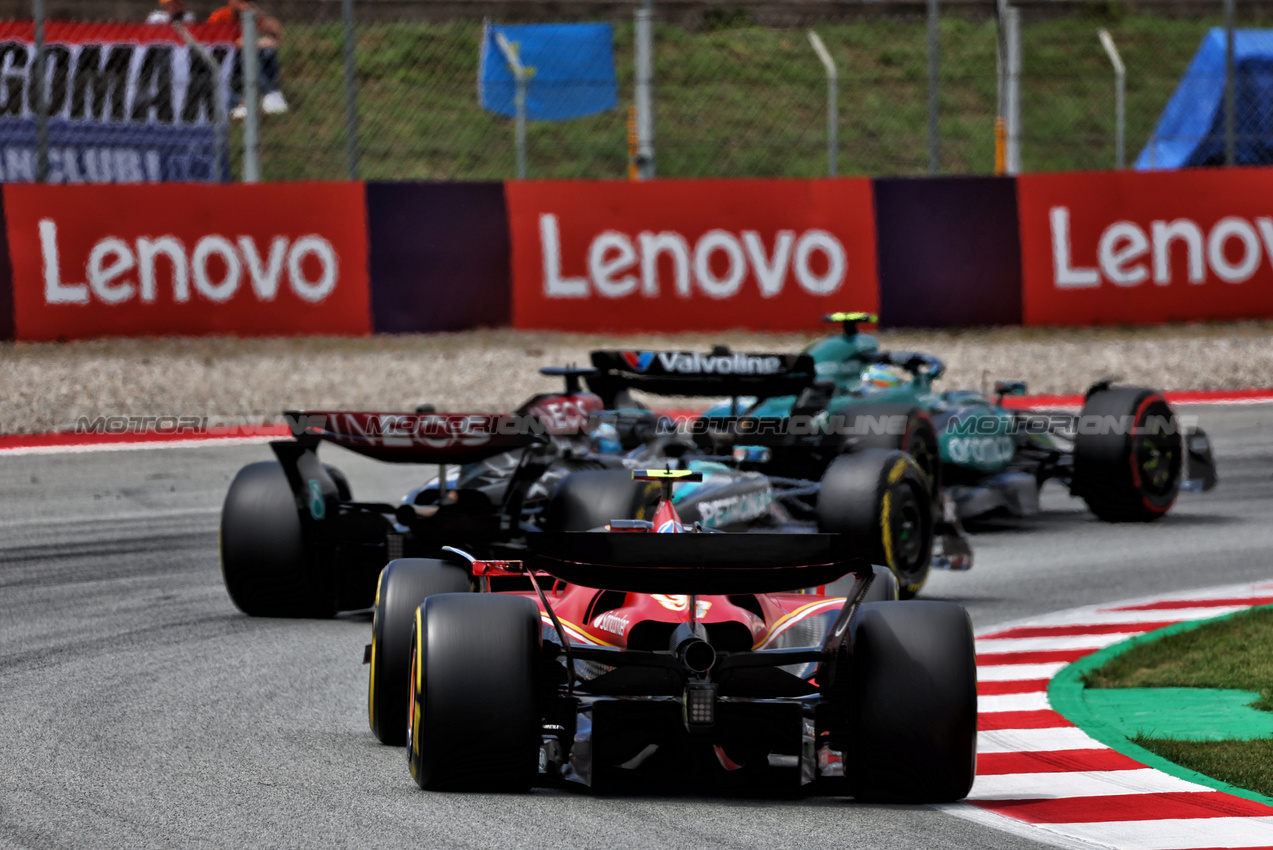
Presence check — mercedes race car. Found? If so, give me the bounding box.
[585,312,1218,527]
[219,369,938,616]
[366,469,977,799]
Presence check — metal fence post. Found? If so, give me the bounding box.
[33,0,48,183]
[1224,0,1236,166]
[1004,6,1022,174]
[634,3,656,179]
[342,0,360,180]
[242,8,261,182]
[494,32,527,179]
[174,22,228,182]
[1097,29,1125,169]
[807,31,837,177]
[927,0,939,175]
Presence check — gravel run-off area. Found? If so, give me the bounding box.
[3,322,1273,434]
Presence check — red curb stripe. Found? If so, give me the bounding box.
[978,648,1093,666]
[977,749,1144,776]
[985,621,1181,639]
[998,388,1273,410]
[1105,597,1273,612]
[979,709,1073,730]
[0,425,290,450]
[1165,388,1273,405]
[971,791,1273,824]
[978,679,1051,696]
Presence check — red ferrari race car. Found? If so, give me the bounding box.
[366,469,977,800]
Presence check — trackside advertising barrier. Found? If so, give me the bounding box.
[0,23,237,184]
[5,183,371,340]
[4,170,1273,341]
[874,176,1023,327]
[1018,168,1273,326]
[505,179,880,332]
[366,182,511,332]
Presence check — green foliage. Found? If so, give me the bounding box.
[240,13,1227,181]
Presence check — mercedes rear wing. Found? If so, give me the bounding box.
[284,392,604,464]
[284,410,539,464]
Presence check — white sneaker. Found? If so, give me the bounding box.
[230,104,247,121]
[262,91,289,115]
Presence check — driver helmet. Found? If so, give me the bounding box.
[862,363,904,391]
[588,421,623,455]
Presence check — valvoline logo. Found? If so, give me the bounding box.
[621,351,655,372]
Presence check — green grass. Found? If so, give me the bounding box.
[1129,737,1273,798]
[1083,606,1273,797]
[238,10,1270,181]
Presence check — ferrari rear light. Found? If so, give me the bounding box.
[683,682,717,731]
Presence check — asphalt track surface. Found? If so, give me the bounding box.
[1,403,1271,850]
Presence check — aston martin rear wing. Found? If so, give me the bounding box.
[526,531,870,594]
[586,350,817,404]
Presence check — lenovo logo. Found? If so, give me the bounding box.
[1050,206,1273,288]
[39,218,340,305]
[538,214,847,299]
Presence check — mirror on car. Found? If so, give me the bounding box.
[994,380,1028,398]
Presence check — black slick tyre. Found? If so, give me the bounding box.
[220,461,332,618]
[816,449,934,599]
[324,464,352,501]
[1073,387,1182,522]
[846,600,977,803]
[842,403,941,505]
[368,559,471,746]
[543,469,661,531]
[820,565,899,604]
[407,594,542,791]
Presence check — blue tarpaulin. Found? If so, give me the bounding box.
[479,23,617,121]
[1137,28,1273,169]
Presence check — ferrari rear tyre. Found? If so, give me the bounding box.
[220,461,332,618]
[846,601,977,803]
[841,403,941,505]
[543,469,661,531]
[820,565,899,604]
[1073,387,1182,522]
[407,594,543,791]
[817,450,934,599]
[368,559,471,746]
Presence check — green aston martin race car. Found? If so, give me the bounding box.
[586,313,1218,529]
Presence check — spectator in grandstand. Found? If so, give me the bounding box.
[147,0,196,24]
[209,0,289,117]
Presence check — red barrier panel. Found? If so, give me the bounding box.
[1018,169,1273,326]
[6,183,372,340]
[506,179,879,332]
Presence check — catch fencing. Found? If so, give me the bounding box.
[2,0,1271,181]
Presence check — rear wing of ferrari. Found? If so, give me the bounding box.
[526,531,869,594]
[587,350,817,403]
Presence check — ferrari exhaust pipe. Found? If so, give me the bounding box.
[670,622,716,673]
